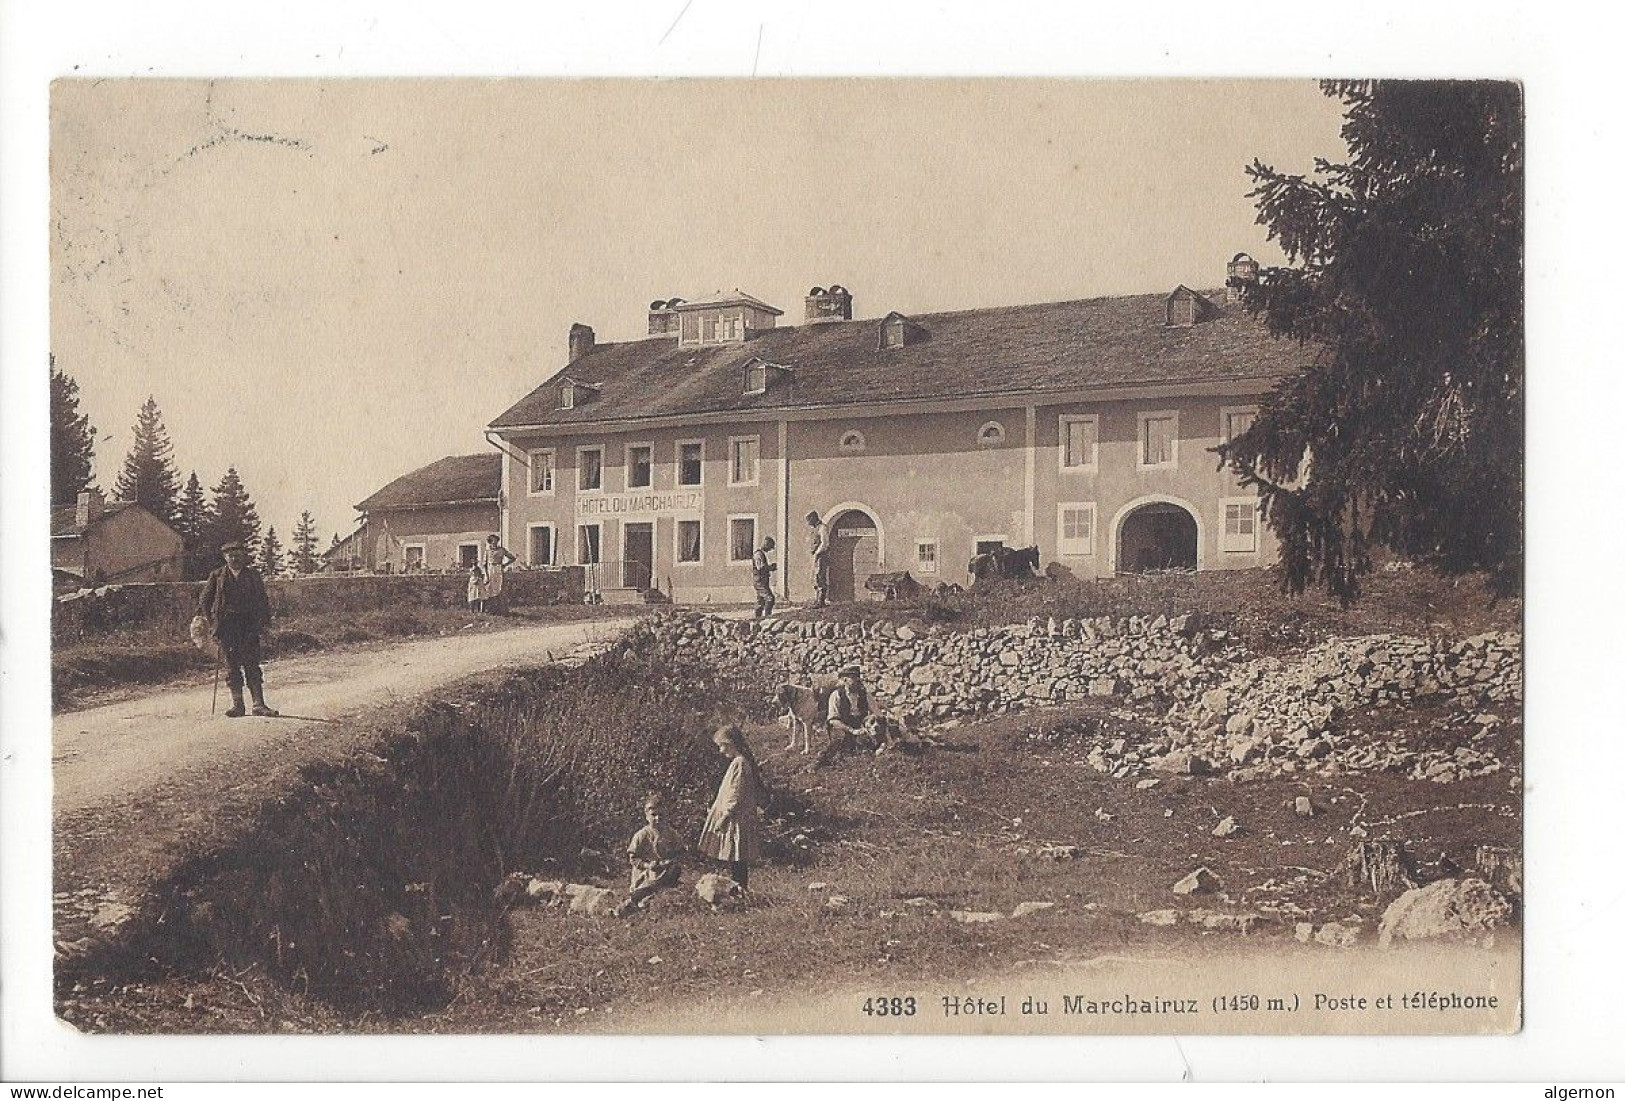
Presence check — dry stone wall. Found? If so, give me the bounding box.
[629,612,1522,784]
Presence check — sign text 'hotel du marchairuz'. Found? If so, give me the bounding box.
[575,489,705,519]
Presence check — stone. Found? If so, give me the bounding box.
[1377,878,1513,948]
[1172,867,1221,895]
[1089,676,1120,697]
[1191,910,1260,934]
[894,626,916,642]
[1135,778,1162,791]
[807,882,829,892]
[1201,688,1231,715]
[1152,749,1210,776]
[1011,901,1057,919]
[695,873,745,909]
[1212,816,1239,838]
[565,885,617,917]
[1138,909,1181,926]
[903,897,939,909]
[998,650,1022,668]
[826,894,851,911]
[526,878,567,904]
[1293,796,1316,818]
[1294,922,1315,943]
[1037,843,1078,860]
[949,910,1004,924]
[1313,922,1360,948]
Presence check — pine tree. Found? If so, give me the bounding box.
[174,471,214,580]
[113,396,182,524]
[259,526,285,578]
[203,467,262,562]
[291,510,321,575]
[1220,80,1522,600]
[50,356,99,509]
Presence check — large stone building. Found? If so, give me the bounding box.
[487,257,1299,605]
[51,489,184,586]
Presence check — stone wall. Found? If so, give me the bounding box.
[628,611,1523,783]
[54,568,587,643]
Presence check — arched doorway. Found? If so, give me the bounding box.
[1116,501,1198,573]
[826,509,880,602]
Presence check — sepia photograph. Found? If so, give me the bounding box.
[38,75,1528,1043]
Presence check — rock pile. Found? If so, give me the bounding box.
[628,613,1521,785]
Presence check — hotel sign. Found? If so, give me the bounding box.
[576,490,704,519]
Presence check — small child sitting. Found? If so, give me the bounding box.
[614,792,686,917]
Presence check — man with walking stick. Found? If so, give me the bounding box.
[197,541,279,718]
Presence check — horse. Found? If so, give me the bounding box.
[967,545,1041,584]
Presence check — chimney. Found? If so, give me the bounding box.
[804,284,853,324]
[1225,253,1260,303]
[76,488,104,528]
[568,322,596,363]
[647,298,681,337]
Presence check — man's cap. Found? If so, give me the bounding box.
[220,541,245,554]
[805,510,821,522]
[643,792,666,809]
[839,663,861,678]
[762,536,776,548]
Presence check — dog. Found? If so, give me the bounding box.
[775,676,839,753]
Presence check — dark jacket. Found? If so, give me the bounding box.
[198,565,273,636]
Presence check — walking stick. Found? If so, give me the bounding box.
[211,646,222,716]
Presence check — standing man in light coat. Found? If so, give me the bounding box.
[805,510,831,609]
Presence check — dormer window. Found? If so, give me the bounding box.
[879,311,923,350]
[672,290,784,347]
[1165,285,1218,327]
[741,357,790,397]
[559,378,599,410]
[978,421,1006,447]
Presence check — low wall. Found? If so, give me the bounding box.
[53,568,587,644]
[624,612,1523,782]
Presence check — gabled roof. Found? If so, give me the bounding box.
[355,453,501,512]
[51,500,138,539]
[490,288,1309,432]
[670,289,784,316]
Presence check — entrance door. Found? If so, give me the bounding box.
[623,523,654,590]
[1117,503,1198,573]
[827,510,879,602]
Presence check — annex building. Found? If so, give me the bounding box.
[486,256,1301,605]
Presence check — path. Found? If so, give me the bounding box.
[52,616,633,820]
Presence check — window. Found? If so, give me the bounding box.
[882,321,905,349]
[561,384,575,410]
[403,544,425,571]
[1138,411,1178,469]
[676,519,702,564]
[915,539,939,575]
[527,524,555,566]
[577,523,602,565]
[729,436,759,486]
[458,543,481,569]
[577,446,604,492]
[1060,414,1099,472]
[1222,406,1257,443]
[527,449,555,495]
[729,516,756,562]
[626,444,653,489]
[1222,498,1259,553]
[974,536,1007,557]
[719,314,740,341]
[840,429,866,453]
[1056,503,1096,556]
[702,315,718,343]
[977,421,1006,447]
[677,440,704,487]
[744,362,767,395]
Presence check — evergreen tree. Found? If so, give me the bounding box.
[174,471,214,580]
[1220,80,1522,600]
[291,510,321,575]
[203,467,262,561]
[50,356,98,509]
[113,396,182,523]
[259,526,286,578]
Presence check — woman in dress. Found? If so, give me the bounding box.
[697,725,763,890]
[478,533,517,612]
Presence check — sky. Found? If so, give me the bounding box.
[50,79,1349,544]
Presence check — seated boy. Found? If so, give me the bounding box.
[614,792,686,916]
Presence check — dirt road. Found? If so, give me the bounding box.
[51,616,633,819]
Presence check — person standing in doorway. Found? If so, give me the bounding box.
[479,534,517,613]
[805,510,831,608]
[751,536,777,619]
[197,541,278,718]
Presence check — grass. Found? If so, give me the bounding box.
[51,603,638,710]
